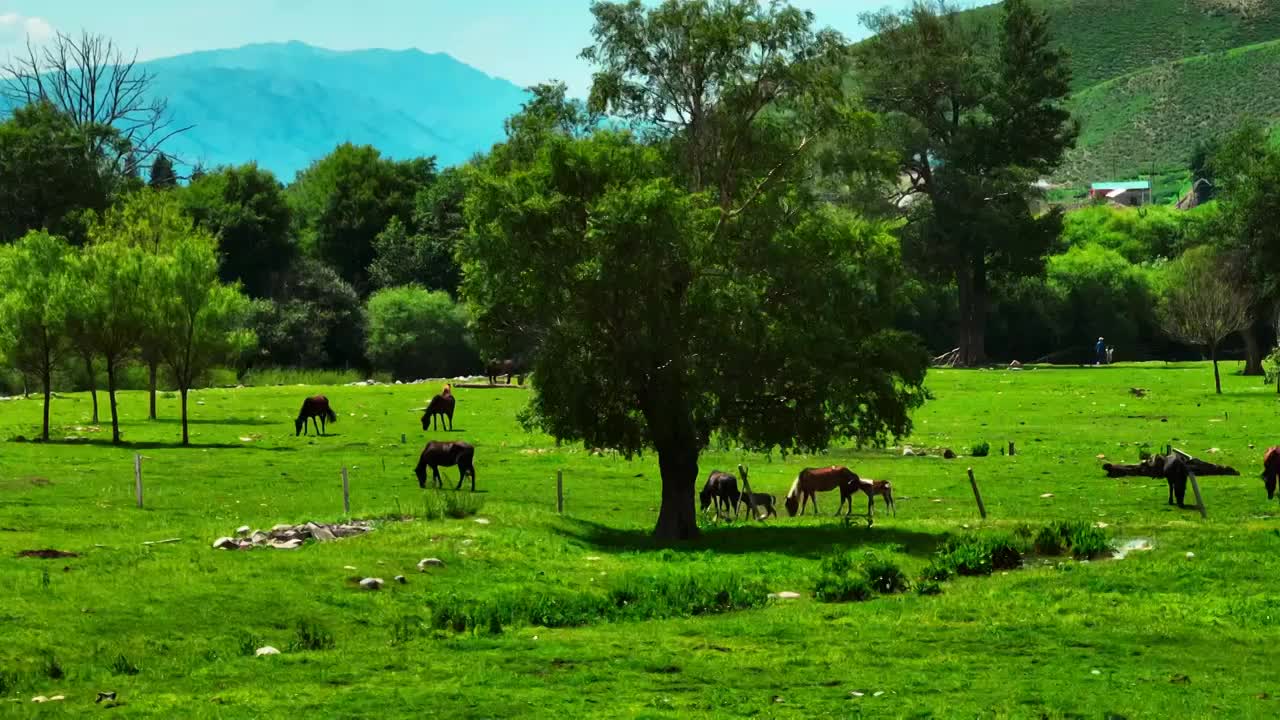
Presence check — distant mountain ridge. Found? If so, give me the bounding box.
[139,41,531,180]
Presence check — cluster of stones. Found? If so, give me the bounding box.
[211,521,372,551]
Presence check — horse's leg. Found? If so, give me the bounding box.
[456,466,465,490]
[432,464,442,488]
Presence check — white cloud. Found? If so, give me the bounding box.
[0,11,54,51]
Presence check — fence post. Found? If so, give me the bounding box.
[1188,471,1207,519]
[1008,441,1016,456]
[967,468,987,519]
[737,464,760,520]
[341,467,350,515]
[556,470,564,514]
[134,454,143,508]
[401,433,406,444]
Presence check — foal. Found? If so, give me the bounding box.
[421,385,456,431]
[858,478,896,518]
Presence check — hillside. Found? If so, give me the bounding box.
[141,43,529,180]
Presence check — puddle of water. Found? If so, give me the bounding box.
[1112,538,1153,560]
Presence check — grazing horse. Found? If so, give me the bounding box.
[1262,446,1280,500]
[741,492,778,518]
[295,395,337,436]
[785,466,858,517]
[486,358,526,385]
[700,471,742,518]
[1161,455,1190,507]
[421,385,456,431]
[414,441,477,490]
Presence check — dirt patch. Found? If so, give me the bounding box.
[18,549,79,559]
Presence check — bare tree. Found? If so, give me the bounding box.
[1161,247,1252,394]
[1,31,192,175]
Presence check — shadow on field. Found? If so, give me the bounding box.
[13,438,299,452]
[149,417,282,427]
[557,519,945,559]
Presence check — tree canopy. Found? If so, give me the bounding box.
[183,163,294,298]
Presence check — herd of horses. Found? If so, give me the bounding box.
[700,465,896,522]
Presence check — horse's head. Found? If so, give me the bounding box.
[420,410,430,431]
[699,487,712,512]
[784,495,799,517]
[294,417,304,436]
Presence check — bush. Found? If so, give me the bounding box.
[862,555,911,595]
[364,285,480,380]
[936,534,1025,576]
[970,441,990,457]
[1034,521,1115,559]
[289,620,336,652]
[915,580,943,596]
[814,574,874,603]
[252,259,365,369]
[1033,525,1068,556]
[813,551,892,603]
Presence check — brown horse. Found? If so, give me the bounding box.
[857,478,896,518]
[415,441,476,490]
[1263,446,1280,500]
[700,470,741,518]
[421,385,456,431]
[785,466,859,517]
[295,395,337,436]
[486,358,526,385]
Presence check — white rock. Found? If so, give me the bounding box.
[850,691,865,697]
[212,537,237,550]
[359,577,384,590]
[31,696,48,703]
[873,691,885,697]
[417,558,445,569]
[585,556,601,562]
[1186,552,1196,559]
[270,539,302,550]
[251,532,269,545]
[1040,493,1054,498]
[310,524,336,542]
[49,695,65,701]
[474,518,491,525]
[271,524,294,533]
[771,591,802,599]
[1091,669,1101,675]
[395,575,407,584]
[235,525,251,536]
[255,646,280,656]
[902,447,915,456]
[344,565,358,571]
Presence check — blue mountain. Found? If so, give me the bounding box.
[139,41,531,180]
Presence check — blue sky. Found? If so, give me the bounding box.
[1,1,994,95]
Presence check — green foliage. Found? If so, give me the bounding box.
[0,101,124,244]
[861,555,911,595]
[0,231,72,439]
[935,534,1026,577]
[289,620,336,652]
[251,259,364,369]
[1047,243,1163,354]
[364,285,478,380]
[970,441,990,457]
[813,550,908,602]
[1035,521,1115,559]
[367,167,467,294]
[420,490,485,521]
[108,653,139,676]
[182,163,294,298]
[288,144,432,289]
[149,153,178,190]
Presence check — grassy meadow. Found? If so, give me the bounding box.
[4,362,1280,717]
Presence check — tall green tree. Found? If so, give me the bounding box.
[288,144,433,291]
[182,163,294,298]
[64,241,155,444]
[0,232,72,441]
[149,154,178,190]
[367,167,468,294]
[465,1,927,540]
[1161,247,1252,395]
[858,0,1077,365]
[90,188,193,419]
[154,235,255,445]
[365,285,477,379]
[0,101,126,244]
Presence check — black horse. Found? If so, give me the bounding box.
[295,395,337,436]
[421,386,456,431]
[486,358,526,385]
[415,441,477,490]
[699,470,741,518]
[740,491,777,518]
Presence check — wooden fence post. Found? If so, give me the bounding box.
[737,464,760,520]
[967,468,987,519]
[1188,471,1207,519]
[401,433,406,444]
[341,467,350,515]
[1008,441,1016,456]
[556,470,564,514]
[134,454,143,508]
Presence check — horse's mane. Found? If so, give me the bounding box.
[785,475,802,500]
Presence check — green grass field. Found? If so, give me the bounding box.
[5,362,1280,717]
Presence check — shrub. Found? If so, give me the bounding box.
[289,620,335,652]
[970,441,990,457]
[916,580,943,596]
[936,534,1024,576]
[862,556,911,595]
[1034,525,1068,555]
[252,259,365,369]
[814,574,874,603]
[364,285,480,380]
[108,654,139,676]
[1034,521,1114,559]
[236,633,261,657]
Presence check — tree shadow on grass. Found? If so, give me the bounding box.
[555,517,946,559]
[148,417,282,427]
[11,438,298,452]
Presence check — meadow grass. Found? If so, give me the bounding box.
[3,361,1280,717]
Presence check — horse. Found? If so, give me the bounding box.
[699,470,741,518]
[1262,446,1280,500]
[295,395,337,436]
[858,478,896,518]
[741,492,777,518]
[486,358,526,385]
[421,385,456,431]
[785,466,858,517]
[414,441,477,491]
[1161,455,1189,507]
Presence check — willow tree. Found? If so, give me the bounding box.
[462,0,927,541]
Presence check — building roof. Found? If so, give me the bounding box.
[1091,180,1151,191]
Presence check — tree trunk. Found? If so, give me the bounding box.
[106,362,121,444]
[84,354,99,424]
[180,387,190,446]
[1212,344,1222,395]
[148,360,158,420]
[1242,322,1264,376]
[41,366,51,442]
[956,254,987,367]
[652,442,700,541]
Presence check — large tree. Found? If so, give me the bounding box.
[0,101,125,244]
[1,31,191,173]
[182,163,294,298]
[149,154,178,190]
[0,232,72,441]
[367,167,468,295]
[288,145,433,291]
[154,235,254,445]
[857,0,1077,366]
[464,1,928,541]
